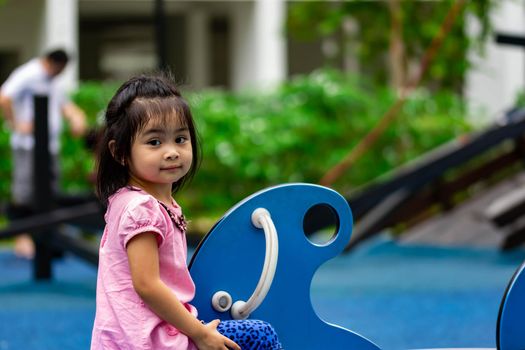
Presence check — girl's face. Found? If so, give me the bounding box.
[127,116,193,195]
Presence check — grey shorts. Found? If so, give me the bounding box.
[11,148,59,206]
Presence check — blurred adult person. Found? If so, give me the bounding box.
[0,48,87,258]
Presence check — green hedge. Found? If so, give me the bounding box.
[0,69,472,219]
[0,122,10,199]
[185,70,471,217]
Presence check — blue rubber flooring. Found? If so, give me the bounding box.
[1,235,524,350]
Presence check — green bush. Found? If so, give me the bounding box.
[0,121,11,199]
[60,81,119,194]
[0,69,472,221]
[186,70,471,217]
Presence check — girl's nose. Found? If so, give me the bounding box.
[165,146,180,160]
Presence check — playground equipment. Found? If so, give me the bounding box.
[498,259,525,350]
[190,183,379,349]
[0,95,103,278]
[346,107,525,251]
[190,182,525,350]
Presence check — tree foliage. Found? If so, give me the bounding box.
[287,0,498,92]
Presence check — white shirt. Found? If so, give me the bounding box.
[1,58,67,153]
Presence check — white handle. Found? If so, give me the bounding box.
[211,208,279,319]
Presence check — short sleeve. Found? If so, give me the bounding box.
[118,196,167,248]
[1,67,31,99]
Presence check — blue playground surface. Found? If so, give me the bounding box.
[0,235,524,350]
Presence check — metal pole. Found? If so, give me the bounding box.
[32,95,54,280]
[154,0,168,70]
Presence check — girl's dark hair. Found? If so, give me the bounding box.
[95,73,201,205]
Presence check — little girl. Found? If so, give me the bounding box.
[91,74,282,350]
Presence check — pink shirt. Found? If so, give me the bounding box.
[91,187,198,350]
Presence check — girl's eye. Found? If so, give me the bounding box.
[175,136,188,144]
[147,139,161,146]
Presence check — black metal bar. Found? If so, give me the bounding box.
[501,222,525,250]
[347,114,525,219]
[33,95,52,211]
[0,202,103,239]
[495,33,525,47]
[154,0,168,70]
[51,231,99,266]
[32,95,54,280]
[345,187,414,252]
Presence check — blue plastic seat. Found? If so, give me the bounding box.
[497,260,525,350]
[189,183,380,349]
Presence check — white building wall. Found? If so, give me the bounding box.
[465,1,525,125]
[231,2,257,91]
[231,0,286,92]
[41,0,79,91]
[187,10,210,90]
[252,0,287,90]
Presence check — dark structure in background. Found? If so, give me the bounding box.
[32,95,54,279]
[0,96,102,279]
[154,0,168,71]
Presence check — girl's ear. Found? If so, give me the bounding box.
[108,140,125,166]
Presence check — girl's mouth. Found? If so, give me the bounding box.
[161,165,181,171]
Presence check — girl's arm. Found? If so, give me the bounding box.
[127,233,240,350]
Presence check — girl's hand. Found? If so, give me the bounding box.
[193,319,241,350]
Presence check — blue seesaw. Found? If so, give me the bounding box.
[189,183,379,349]
[497,259,525,350]
[189,183,525,350]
